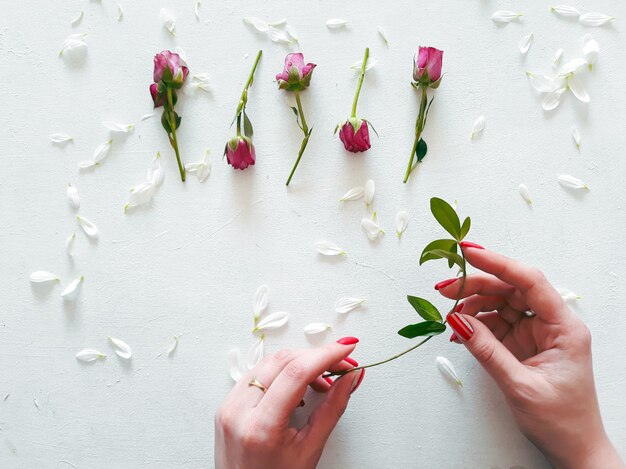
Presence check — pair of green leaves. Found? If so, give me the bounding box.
[397,296,445,338]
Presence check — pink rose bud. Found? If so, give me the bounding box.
[413,46,444,85]
[339,119,371,153]
[224,136,256,170]
[153,50,189,88]
[276,53,316,91]
[150,83,166,108]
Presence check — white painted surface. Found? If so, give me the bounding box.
[1,1,625,467]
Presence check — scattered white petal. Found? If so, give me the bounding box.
[558,174,589,190]
[50,133,73,144]
[102,121,134,133]
[30,271,59,283]
[124,181,157,212]
[316,240,346,256]
[243,17,269,33]
[61,276,84,301]
[559,57,588,76]
[526,71,560,92]
[364,179,375,205]
[66,183,80,210]
[350,57,378,71]
[579,12,616,27]
[326,18,350,29]
[147,152,164,186]
[557,287,582,302]
[304,323,331,336]
[59,33,88,60]
[284,24,299,43]
[246,336,264,369]
[66,232,76,256]
[109,337,132,359]
[518,32,534,54]
[571,125,581,150]
[541,88,566,111]
[377,25,389,46]
[396,211,409,237]
[76,349,106,363]
[436,356,463,387]
[361,212,384,241]
[76,216,98,238]
[194,0,201,20]
[471,116,486,139]
[334,297,366,314]
[70,11,84,26]
[77,160,97,169]
[228,348,244,382]
[185,73,213,94]
[567,74,590,102]
[167,335,180,356]
[185,148,211,182]
[254,311,289,332]
[116,4,124,21]
[582,34,599,69]
[518,184,532,205]
[253,285,269,320]
[550,5,581,18]
[491,11,523,23]
[160,8,176,35]
[93,140,113,163]
[141,113,155,121]
[553,48,564,67]
[339,186,364,202]
[269,26,294,44]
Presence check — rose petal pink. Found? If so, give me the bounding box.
[226,137,256,170]
[339,120,371,153]
[153,50,184,83]
[414,46,444,82]
[150,83,165,108]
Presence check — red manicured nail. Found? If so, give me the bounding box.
[344,356,359,367]
[350,369,365,394]
[337,337,359,345]
[449,333,461,344]
[460,241,484,250]
[324,376,334,385]
[447,313,474,341]
[454,303,465,313]
[435,278,458,291]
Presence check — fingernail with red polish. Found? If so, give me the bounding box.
[324,376,334,385]
[344,356,359,367]
[337,336,359,345]
[350,369,365,394]
[435,278,458,291]
[460,241,484,250]
[449,333,460,343]
[454,303,465,313]
[447,313,474,342]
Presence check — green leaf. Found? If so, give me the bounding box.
[290,106,303,131]
[423,96,435,128]
[243,111,254,138]
[420,239,457,265]
[160,111,171,133]
[430,197,461,240]
[460,217,471,241]
[427,249,465,270]
[397,321,446,339]
[407,296,442,322]
[448,242,458,269]
[415,138,428,162]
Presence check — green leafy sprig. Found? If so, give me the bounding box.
[231,50,262,140]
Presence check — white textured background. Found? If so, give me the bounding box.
[1,0,625,468]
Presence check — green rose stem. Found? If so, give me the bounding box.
[403,84,429,184]
[165,86,185,182]
[325,247,467,378]
[285,91,311,186]
[351,47,369,118]
[235,50,263,137]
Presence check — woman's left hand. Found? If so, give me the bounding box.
[214,340,364,469]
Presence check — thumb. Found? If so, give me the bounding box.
[448,312,528,389]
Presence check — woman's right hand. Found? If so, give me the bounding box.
[438,242,624,469]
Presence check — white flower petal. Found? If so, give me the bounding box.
[582,34,599,68]
[253,285,269,319]
[186,149,211,182]
[541,89,566,111]
[518,184,532,205]
[339,186,364,202]
[304,323,331,336]
[579,12,616,27]
[558,174,589,190]
[526,72,560,92]
[377,25,389,46]
[316,240,346,256]
[228,348,244,382]
[102,121,134,133]
[334,297,366,314]
[93,140,112,163]
[254,312,289,332]
[491,11,523,23]
[557,287,582,303]
[361,217,382,240]
[550,5,581,18]
[61,276,84,301]
[167,335,180,356]
[141,113,155,121]
[30,271,60,283]
[552,48,564,67]
[284,24,299,43]
[124,181,157,212]
[66,183,80,210]
[246,336,264,370]
[364,179,375,205]
[77,160,97,169]
[50,133,73,143]
[326,18,350,29]
[350,57,378,71]
[66,232,76,256]
[147,153,164,186]
[243,17,269,33]
[558,58,587,76]
[436,356,463,387]
[75,349,106,363]
[567,74,590,103]
[59,33,87,60]
[185,73,213,94]
[269,26,294,44]
[160,8,176,35]
[109,337,132,359]
[268,18,287,27]
[117,4,124,21]
[571,125,581,150]
[76,216,98,238]
[396,211,409,237]
[70,11,84,26]
[471,116,486,139]
[518,32,534,54]
[194,0,201,20]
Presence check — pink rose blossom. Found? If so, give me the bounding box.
[153,50,189,84]
[276,53,316,91]
[339,120,371,153]
[413,47,443,84]
[225,136,256,170]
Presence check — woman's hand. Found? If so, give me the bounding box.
[214,339,364,469]
[438,242,624,469]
